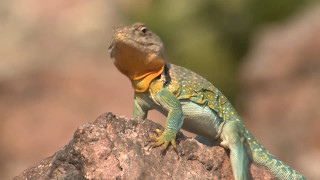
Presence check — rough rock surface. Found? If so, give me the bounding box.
[239,5,320,179]
[15,113,274,180]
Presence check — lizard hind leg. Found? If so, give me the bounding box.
[220,121,249,180]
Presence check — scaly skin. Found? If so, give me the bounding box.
[108,23,306,180]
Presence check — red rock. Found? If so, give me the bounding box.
[14,113,274,179]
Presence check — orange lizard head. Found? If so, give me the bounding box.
[108,23,166,92]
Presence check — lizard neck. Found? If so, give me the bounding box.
[131,65,164,92]
[112,48,165,92]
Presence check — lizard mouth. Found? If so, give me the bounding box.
[109,36,156,60]
[108,40,115,58]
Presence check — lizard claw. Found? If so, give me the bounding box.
[149,129,177,151]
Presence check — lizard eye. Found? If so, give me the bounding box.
[140,27,148,34]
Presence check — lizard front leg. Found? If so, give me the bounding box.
[133,94,149,120]
[150,88,184,151]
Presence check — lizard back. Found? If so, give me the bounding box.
[166,63,222,114]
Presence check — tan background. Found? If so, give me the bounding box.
[0,0,319,179]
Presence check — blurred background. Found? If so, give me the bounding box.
[1,0,319,179]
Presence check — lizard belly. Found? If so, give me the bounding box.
[180,101,222,140]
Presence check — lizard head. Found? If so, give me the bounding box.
[109,23,166,92]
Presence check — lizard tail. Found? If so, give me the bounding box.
[245,131,306,180]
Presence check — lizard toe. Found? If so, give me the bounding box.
[149,135,159,142]
[149,130,177,151]
[154,129,163,136]
[171,139,177,150]
[151,139,165,148]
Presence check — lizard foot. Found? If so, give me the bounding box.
[149,129,177,151]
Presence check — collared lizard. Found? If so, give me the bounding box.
[108,22,306,180]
